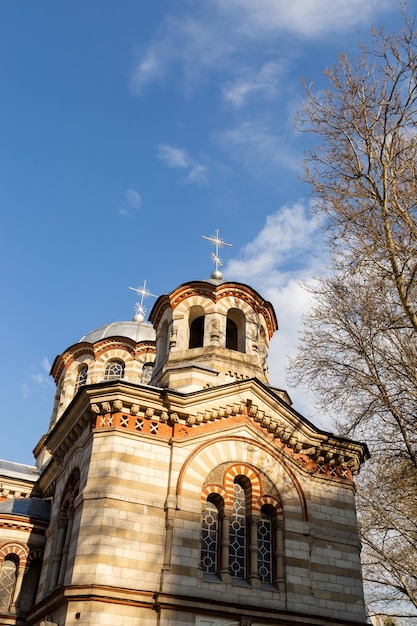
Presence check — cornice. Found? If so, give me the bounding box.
[40,380,368,480]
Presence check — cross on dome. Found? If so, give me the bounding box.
[129,280,157,323]
[202,229,232,280]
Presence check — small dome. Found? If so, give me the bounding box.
[80,321,155,344]
[0,497,51,521]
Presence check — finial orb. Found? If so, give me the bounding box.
[133,312,145,323]
[211,269,223,280]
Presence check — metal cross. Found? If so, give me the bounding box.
[129,280,157,320]
[202,229,232,275]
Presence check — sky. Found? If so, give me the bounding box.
[0,0,409,466]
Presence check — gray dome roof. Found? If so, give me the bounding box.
[0,497,51,521]
[80,321,155,344]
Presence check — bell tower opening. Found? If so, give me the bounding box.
[189,306,205,349]
[226,308,245,352]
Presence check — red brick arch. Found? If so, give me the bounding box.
[256,494,283,515]
[0,543,29,568]
[224,463,262,505]
[201,483,228,506]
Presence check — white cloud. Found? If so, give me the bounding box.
[125,189,142,209]
[156,144,210,185]
[21,383,30,399]
[222,61,284,108]
[218,120,300,173]
[118,188,142,217]
[184,164,210,185]
[130,1,394,95]
[156,144,190,169]
[26,357,54,397]
[131,44,170,94]
[41,356,51,373]
[225,201,332,428]
[213,0,392,38]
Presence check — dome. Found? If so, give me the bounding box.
[0,497,51,521]
[80,321,155,344]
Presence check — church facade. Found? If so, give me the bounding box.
[0,270,369,626]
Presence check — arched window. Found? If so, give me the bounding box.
[201,497,222,575]
[0,555,18,612]
[226,309,245,352]
[104,359,125,381]
[229,480,247,579]
[189,316,204,348]
[258,506,274,584]
[140,362,154,384]
[74,364,88,392]
[201,469,283,588]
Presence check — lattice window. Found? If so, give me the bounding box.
[74,364,88,392]
[140,362,154,384]
[229,482,246,579]
[104,360,125,381]
[258,510,273,584]
[201,501,219,574]
[201,469,283,588]
[0,556,17,612]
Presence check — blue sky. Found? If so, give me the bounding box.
[0,1,408,465]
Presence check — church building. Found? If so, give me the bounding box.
[0,236,369,626]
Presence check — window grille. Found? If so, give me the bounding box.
[201,501,219,574]
[229,482,246,579]
[74,364,88,392]
[104,360,125,381]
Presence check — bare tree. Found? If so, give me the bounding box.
[290,9,417,616]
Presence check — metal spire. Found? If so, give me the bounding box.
[129,280,157,323]
[202,229,232,280]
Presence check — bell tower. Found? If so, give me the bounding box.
[149,277,278,391]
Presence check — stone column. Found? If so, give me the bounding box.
[248,516,260,587]
[49,516,67,590]
[57,507,74,586]
[219,512,231,583]
[274,519,285,592]
[10,565,25,615]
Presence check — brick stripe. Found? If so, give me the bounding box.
[0,543,29,567]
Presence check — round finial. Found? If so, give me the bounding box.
[211,269,223,280]
[129,280,157,325]
[133,311,145,323]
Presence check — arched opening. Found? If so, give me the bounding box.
[140,361,154,384]
[0,554,18,612]
[201,494,224,576]
[103,359,125,381]
[189,305,206,349]
[189,316,204,348]
[74,364,88,393]
[226,309,246,352]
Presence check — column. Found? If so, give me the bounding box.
[219,512,231,583]
[248,516,260,587]
[274,519,285,592]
